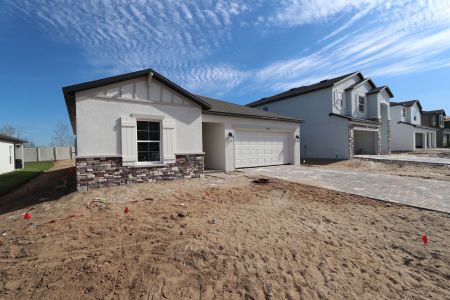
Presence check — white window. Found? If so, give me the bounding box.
[412,109,417,121]
[358,96,365,113]
[262,106,269,112]
[137,121,161,162]
[402,108,406,118]
[439,114,444,126]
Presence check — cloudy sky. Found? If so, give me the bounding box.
[1,0,450,145]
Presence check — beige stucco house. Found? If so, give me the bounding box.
[63,69,301,191]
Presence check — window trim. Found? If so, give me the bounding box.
[136,120,163,165]
[402,108,406,118]
[432,115,437,127]
[357,95,365,113]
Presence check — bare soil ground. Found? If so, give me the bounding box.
[0,174,449,299]
[401,149,450,159]
[305,159,450,182]
[0,160,76,214]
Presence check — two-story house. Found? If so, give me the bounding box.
[246,72,393,159]
[390,100,437,151]
[422,109,449,148]
[445,117,450,147]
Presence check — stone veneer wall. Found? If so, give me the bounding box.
[76,154,204,191]
[348,123,381,159]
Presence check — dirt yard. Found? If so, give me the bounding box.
[0,174,449,299]
[306,159,450,182]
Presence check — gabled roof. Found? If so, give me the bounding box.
[390,100,422,111]
[62,69,212,133]
[344,78,376,91]
[0,133,26,144]
[422,109,446,116]
[367,86,394,98]
[198,95,301,123]
[246,72,362,107]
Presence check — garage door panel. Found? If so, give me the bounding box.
[235,130,290,168]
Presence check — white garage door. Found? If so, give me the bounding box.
[235,130,291,168]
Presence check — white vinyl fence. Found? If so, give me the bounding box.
[23,146,75,162]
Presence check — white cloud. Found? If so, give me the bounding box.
[5,0,252,78]
[250,0,450,94]
[4,0,450,99]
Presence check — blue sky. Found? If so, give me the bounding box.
[1,0,450,145]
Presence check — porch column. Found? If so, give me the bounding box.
[423,133,427,149]
[21,145,24,169]
[433,132,437,148]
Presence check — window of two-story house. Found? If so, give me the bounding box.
[137,121,161,163]
[262,106,269,112]
[439,115,444,126]
[412,109,417,121]
[358,96,365,113]
[402,108,406,119]
[432,115,437,127]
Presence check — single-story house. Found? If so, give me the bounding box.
[63,69,301,191]
[246,72,393,159]
[390,100,437,151]
[0,133,26,174]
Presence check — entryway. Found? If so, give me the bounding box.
[354,130,377,155]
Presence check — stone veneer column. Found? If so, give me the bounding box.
[76,154,204,192]
[348,126,354,159]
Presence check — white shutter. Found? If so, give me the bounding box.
[162,118,176,163]
[121,116,137,165]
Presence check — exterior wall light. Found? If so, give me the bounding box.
[228,132,234,137]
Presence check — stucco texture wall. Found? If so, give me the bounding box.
[75,77,203,158]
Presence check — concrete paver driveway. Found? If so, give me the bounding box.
[355,154,450,166]
[243,165,450,213]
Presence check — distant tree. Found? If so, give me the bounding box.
[50,122,74,147]
[0,124,18,137]
[24,140,36,148]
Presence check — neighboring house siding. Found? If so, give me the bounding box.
[251,87,351,159]
[0,140,15,174]
[332,75,360,115]
[75,77,203,158]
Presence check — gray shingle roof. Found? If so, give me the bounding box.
[390,100,422,112]
[198,95,301,123]
[0,133,26,144]
[367,86,394,97]
[422,109,446,116]
[246,72,361,107]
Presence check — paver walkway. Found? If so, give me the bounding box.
[243,165,450,213]
[355,154,450,166]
